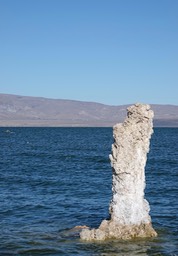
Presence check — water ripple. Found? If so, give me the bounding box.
[0,127,177,255]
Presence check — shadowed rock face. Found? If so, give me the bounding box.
[80,103,157,241]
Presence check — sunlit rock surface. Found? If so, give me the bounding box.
[80,103,157,240]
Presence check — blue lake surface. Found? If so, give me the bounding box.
[0,127,178,255]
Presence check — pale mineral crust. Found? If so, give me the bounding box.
[80,103,157,241]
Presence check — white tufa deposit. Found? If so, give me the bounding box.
[80,103,157,241]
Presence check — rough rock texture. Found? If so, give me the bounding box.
[80,103,157,241]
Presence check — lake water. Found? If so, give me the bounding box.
[0,127,177,255]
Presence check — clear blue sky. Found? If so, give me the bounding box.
[0,0,178,105]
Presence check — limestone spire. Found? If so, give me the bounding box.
[80,103,157,240]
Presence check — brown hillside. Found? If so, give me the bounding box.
[0,94,178,127]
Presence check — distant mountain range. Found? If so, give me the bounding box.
[0,93,178,127]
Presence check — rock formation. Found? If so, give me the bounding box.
[80,103,157,241]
